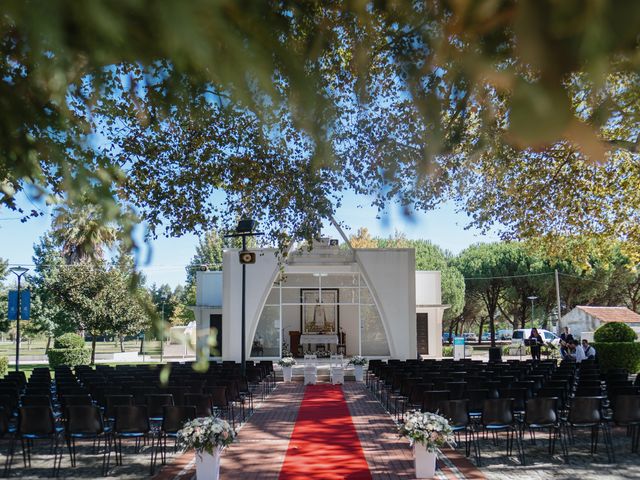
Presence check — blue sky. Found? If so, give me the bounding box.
[0,191,500,288]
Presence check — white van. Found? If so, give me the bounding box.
[511,329,561,346]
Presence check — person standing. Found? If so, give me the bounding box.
[582,339,596,359]
[529,328,544,361]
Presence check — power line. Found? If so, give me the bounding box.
[557,272,611,286]
[463,272,554,281]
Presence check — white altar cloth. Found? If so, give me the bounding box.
[300,334,339,345]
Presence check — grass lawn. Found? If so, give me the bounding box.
[0,339,162,356]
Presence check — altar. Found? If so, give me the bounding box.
[299,334,339,355]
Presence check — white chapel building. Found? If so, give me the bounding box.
[192,238,448,361]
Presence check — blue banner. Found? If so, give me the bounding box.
[21,290,30,320]
[7,290,30,320]
[7,291,17,320]
[453,337,465,346]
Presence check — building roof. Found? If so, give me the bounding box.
[575,306,640,323]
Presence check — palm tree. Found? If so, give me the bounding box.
[51,202,117,264]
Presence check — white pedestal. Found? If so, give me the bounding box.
[414,444,436,479]
[304,365,317,385]
[195,449,221,480]
[354,365,364,382]
[282,366,293,382]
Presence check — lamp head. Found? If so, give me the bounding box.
[235,219,256,233]
[9,266,28,276]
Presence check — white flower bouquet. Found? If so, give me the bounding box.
[348,355,367,366]
[399,410,455,452]
[177,417,235,455]
[278,357,296,367]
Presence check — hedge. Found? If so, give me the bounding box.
[593,322,637,343]
[54,333,86,350]
[47,347,91,368]
[591,342,640,373]
[442,345,453,357]
[0,356,8,378]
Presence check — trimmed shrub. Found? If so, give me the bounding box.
[47,347,90,368]
[592,342,640,373]
[0,356,8,378]
[593,322,637,343]
[54,333,86,350]
[442,345,453,357]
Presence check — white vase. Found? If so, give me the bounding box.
[282,365,293,382]
[195,449,221,480]
[413,444,437,479]
[354,364,364,382]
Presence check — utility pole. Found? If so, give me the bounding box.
[555,269,562,334]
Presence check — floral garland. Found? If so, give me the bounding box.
[399,410,455,452]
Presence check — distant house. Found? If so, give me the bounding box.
[560,306,640,339]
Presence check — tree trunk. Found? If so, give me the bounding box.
[119,334,125,352]
[91,337,97,365]
[477,318,485,344]
[45,336,51,353]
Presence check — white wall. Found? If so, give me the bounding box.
[356,249,416,359]
[222,249,280,362]
[560,308,601,339]
[416,271,442,306]
[196,271,223,306]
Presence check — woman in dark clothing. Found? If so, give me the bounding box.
[528,328,544,361]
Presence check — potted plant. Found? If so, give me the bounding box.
[278,356,296,382]
[399,410,454,479]
[347,355,367,382]
[177,417,235,480]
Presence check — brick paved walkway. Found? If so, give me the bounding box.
[155,382,484,480]
[154,381,640,480]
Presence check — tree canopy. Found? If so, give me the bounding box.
[0,2,638,256]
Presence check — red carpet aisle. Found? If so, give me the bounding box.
[279,384,372,480]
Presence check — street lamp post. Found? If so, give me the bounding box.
[225,219,263,377]
[160,302,165,363]
[527,296,538,329]
[10,266,29,372]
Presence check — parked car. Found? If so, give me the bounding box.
[498,329,512,340]
[442,332,452,343]
[463,332,478,342]
[511,328,560,346]
[481,332,491,341]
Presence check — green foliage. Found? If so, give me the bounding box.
[592,342,640,373]
[53,333,85,350]
[0,357,8,378]
[47,347,91,368]
[0,2,638,258]
[594,322,638,343]
[442,346,453,357]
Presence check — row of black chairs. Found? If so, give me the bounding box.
[0,360,276,477]
[367,358,640,466]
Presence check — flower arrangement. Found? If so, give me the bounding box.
[348,355,367,366]
[278,357,296,367]
[177,417,235,455]
[399,410,455,451]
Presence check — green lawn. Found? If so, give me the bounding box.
[0,339,151,356]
